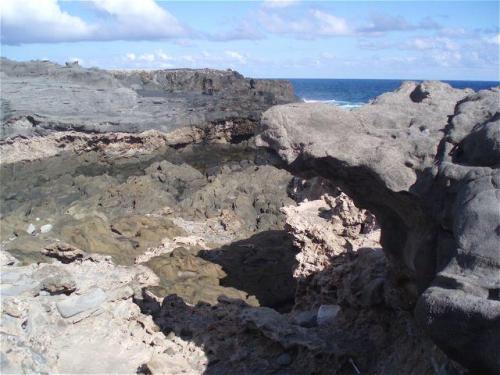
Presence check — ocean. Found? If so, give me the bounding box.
[288,78,500,109]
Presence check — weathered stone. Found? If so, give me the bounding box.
[1,250,200,374]
[56,288,107,318]
[0,58,297,139]
[259,81,500,372]
[40,224,53,233]
[42,242,86,263]
[26,223,35,235]
[317,304,340,325]
[33,265,76,295]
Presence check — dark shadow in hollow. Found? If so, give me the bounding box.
[198,230,298,312]
[137,244,465,375]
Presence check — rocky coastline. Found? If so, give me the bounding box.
[1,59,498,374]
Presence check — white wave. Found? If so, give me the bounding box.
[303,98,338,103]
[302,98,364,109]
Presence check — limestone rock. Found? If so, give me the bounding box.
[0,58,297,139]
[40,224,53,233]
[259,81,500,372]
[33,265,76,295]
[0,249,203,374]
[56,288,107,318]
[282,192,380,309]
[42,242,86,263]
[26,223,35,235]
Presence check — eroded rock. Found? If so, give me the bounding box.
[0,58,297,139]
[0,249,206,374]
[259,81,500,372]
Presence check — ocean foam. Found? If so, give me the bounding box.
[302,98,364,109]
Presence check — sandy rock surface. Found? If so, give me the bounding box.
[0,250,207,374]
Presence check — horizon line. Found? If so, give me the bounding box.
[2,57,499,83]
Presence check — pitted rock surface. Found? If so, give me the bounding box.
[258,81,500,372]
[0,250,207,374]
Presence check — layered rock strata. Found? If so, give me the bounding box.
[0,58,297,139]
[258,81,500,372]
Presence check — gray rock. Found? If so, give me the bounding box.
[56,288,106,318]
[26,223,36,235]
[276,352,292,366]
[106,285,134,302]
[0,255,189,374]
[240,306,327,351]
[1,268,39,297]
[258,81,500,373]
[33,265,76,295]
[40,224,53,233]
[316,305,340,325]
[0,251,18,266]
[0,58,297,140]
[42,242,86,263]
[292,310,317,328]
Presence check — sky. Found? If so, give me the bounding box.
[1,0,499,80]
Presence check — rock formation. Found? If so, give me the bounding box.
[0,248,208,374]
[0,58,297,139]
[258,81,500,373]
[1,58,497,374]
[282,190,380,309]
[143,190,462,375]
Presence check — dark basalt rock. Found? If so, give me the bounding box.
[258,82,500,373]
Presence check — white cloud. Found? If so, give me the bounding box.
[209,20,265,41]
[118,49,252,70]
[257,9,351,37]
[138,53,155,62]
[225,51,247,64]
[0,0,93,44]
[311,10,350,36]
[359,36,459,52]
[125,53,136,61]
[262,0,300,8]
[320,52,336,60]
[431,51,462,67]
[408,37,459,51]
[91,0,186,40]
[0,0,188,44]
[484,34,500,45]
[438,27,469,38]
[357,14,441,34]
[124,50,173,63]
[155,50,172,61]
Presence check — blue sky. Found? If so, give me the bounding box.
[1,0,499,80]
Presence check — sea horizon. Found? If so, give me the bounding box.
[283,77,499,108]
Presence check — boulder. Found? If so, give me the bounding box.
[258,82,500,373]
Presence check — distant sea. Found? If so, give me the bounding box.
[288,79,500,109]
